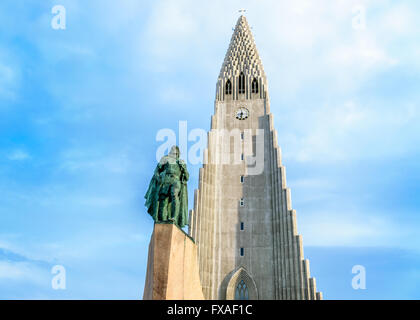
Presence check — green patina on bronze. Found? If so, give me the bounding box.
[145,146,189,228]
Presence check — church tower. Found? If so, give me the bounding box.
[188,15,322,300]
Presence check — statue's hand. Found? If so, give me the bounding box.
[178,161,189,180]
[180,173,188,184]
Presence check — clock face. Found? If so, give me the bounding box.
[235,107,249,120]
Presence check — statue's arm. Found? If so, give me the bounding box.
[145,162,163,199]
[179,160,189,183]
[155,161,165,179]
[145,167,158,203]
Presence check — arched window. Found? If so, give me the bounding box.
[238,72,245,94]
[226,267,258,300]
[252,78,258,94]
[225,79,232,95]
[235,280,249,300]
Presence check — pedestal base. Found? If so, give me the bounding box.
[143,222,204,300]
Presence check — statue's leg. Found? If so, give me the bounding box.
[158,182,170,222]
[170,181,181,224]
[159,196,169,222]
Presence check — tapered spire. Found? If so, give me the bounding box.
[219,15,266,81]
[216,15,268,101]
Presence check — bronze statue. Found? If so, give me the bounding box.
[145,146,189,228]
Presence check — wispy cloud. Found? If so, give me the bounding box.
[0,54,20,101]
[299,210,420,249]
[0,260,48,284]
[0,247,51,290]
[7,150,30,161]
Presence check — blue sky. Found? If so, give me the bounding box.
[0,0,419,299]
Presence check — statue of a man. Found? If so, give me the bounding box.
[144,146,189,228]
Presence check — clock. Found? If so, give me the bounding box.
[235,107,249,120]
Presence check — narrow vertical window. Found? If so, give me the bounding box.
[252,78,258,93]
[225,79,232,95]
[235,280,249,300]
[240,248,244,256]
[240,176,244,183]
[238,72,245,94]
[240,198,244,206]
[241,154,244,161]
[240,222,244,230]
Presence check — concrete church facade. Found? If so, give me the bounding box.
[188,15,323,300]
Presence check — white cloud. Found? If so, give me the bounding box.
[33,228,149,263]
[328,37,398,70]
[0,63,14,85]
[0,221,149,271]
[288,178,331,190]
[280,99,419,163]
[58,148,130,174]
[298,210,420,251]
[160,86,191,103]
[0,59,19,100]
[280,101,366,162]
[376,3,417,36]
[145,0,196,55]
[7,150,30,161]
[0,261,48,285]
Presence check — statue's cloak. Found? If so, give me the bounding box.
[144,157,189,228]
[178,171,189,228]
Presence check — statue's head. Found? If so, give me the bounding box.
[169,146,180,159]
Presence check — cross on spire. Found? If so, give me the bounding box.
[239,9,246,15]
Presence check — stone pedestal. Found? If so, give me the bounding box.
[143,222,204,300]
